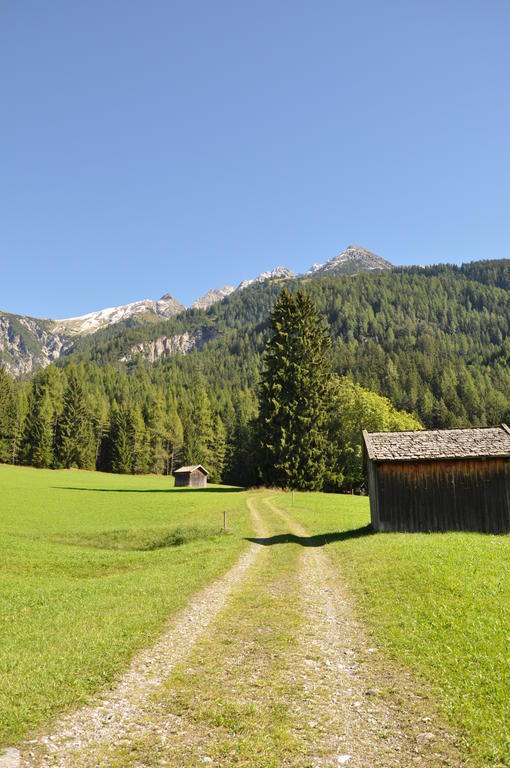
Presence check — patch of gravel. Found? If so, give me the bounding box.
[18,503,265,768]
[0,748,20,768]
[269,500,470,767]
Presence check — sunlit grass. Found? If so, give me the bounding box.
[284,490,510,766]
[0,464,250,747]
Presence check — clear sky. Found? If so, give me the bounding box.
[1,1,509,318]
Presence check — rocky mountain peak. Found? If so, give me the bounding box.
[306,245,392,276]
[191,286,235,311]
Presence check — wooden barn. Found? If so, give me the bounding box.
[363,425,510,533]
[174,465,209,488]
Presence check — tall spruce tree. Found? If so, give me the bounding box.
[164,408,183,475]
[259,289,331,490]
[23,383,54,468]
[209,415,226,483]
[131,405,150,474]
[181,385,214,469]
[11,389,28,465]
[0,368,15,463]
[56,370,95,469]
[110,403,135,474]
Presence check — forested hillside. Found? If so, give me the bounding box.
[62,259,510,428]
[0,259,508,487]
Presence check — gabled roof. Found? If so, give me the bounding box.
[174,464,209,475]
[363,425,510,462]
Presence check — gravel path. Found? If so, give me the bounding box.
[17,503,266,768]
[268,498,468,767]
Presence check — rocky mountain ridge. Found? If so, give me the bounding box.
[52,294,185,336]
[1,244,391,376]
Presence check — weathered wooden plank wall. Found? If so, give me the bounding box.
[189,470,207,488]
[175,470,207,487]
[369,457,510,533]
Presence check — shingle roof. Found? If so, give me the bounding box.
[174,465,209,475]
[363,425,510,462]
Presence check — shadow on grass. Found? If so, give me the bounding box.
[246,524,374,547]
[51,486,244,494]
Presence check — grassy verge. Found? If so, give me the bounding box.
[0,465,250,747]
[281,490,510,767]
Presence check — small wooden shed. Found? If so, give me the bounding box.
[363,425,510,533]
[174,464,208,488]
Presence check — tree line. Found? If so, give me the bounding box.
[2,259,509,487]
[0,289,420,490]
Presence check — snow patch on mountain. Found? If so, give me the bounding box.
[52,294,185,336]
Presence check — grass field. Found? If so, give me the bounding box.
[283,491,510,766]
[0,464,251,747]
[2,467,510,766]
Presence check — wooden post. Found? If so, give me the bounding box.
[292,489,295,507]
[223,510,227,531]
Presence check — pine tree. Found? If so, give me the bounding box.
[110,403,135,474]
[11,389,28,465]
[209,415,226,483]
[181,386,214,469]
[164,409,183,475]
[131,405,150,474]
[56,370,95,469]
[258,289,331,490]
[224,393,258,486]
[91,395,110,469]
[23,384,54,468]
[145,395,168,474]
[0,368,15,463]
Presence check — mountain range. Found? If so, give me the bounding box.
[2,254,509,439]
[0,245,391,376]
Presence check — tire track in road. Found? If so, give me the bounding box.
[267,498,468,767]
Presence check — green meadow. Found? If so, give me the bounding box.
[2,467,510,766]
[0,464,251,746]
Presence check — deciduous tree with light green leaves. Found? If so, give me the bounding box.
[325,375,422,490]
[259,289,332,490]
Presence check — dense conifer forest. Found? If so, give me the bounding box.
[0,259,508,488]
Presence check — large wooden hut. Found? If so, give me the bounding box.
[174,465,208,488]
[363,425,510,533]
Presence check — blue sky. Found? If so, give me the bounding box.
[1,1,509,317]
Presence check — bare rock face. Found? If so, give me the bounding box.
[306,245,392,277]
[121,327,217,364]
[191,286,235,311]
[0,314,70,377]
[0,293,187,377]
